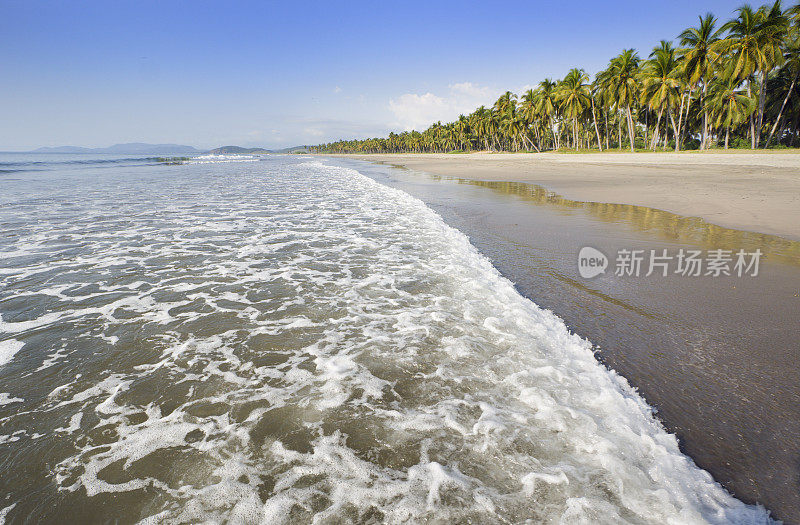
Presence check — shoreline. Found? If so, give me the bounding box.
[333,156,800,522]
[324,152,800,241]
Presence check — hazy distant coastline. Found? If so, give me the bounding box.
[31,143,200,155]
[22,143,311,155]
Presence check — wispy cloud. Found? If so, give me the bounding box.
[388,82,496,131]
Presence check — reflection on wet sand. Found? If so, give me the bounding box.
[449,177,800,266]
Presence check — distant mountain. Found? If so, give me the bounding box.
[207,145,311,155]
[33,143,200,155]
[32,146,92,153]
[208,145,273,154]
[273,145,310,154]
[280,146,308,153]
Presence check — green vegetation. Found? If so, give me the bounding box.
[313,2,800,153]
[208,146,272,154]
[206,145,311,154]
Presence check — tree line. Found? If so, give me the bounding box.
[313,2,800,153]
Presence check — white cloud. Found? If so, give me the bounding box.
[388,82,496,131]
[388,93,449,131]
[450,82,494,100]
[333,86,342,93]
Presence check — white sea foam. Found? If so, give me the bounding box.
[0,503,16,525]
[187,154,260,164]
[0,393,23,405]
[0,157,774,523]
[0,339,23,367]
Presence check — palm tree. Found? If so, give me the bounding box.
[642,41,683,150]
[535,79,559,149]
[753,1,789,145]
[589,83,604,151]
[556,68,591,149]
[680,13,724,149]
[766,29,800,146]
[520,88,536,122]
[470,106,492,150]
[455,115,470,150]
[605,49,641,151]
[487,109,501,150]
[519,89,541,151]
[493,91,517,150]
[708,78,756,147]
[442,124,457,151]
[594,68,617,149]
[494,91,516,115]
[718,3,788,147]
[718,5,761,148]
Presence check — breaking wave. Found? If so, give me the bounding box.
[186,154,261,164]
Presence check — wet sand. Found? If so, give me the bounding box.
[326,156,800,523]
[330,152,800,241]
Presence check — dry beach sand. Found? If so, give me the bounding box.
[333,151,800,240]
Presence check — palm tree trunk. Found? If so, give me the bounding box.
[626,106,635,151]
[756,69,767,148]
[766,69,798,148]
[725,125,730,149]
[668,108,680,152]
[676,91,685,151]
[526,132,540,153]
[573,118,578,150]
[681,89,693,147]
[618,111,623,150]
[604,109,610,150]
[651,109,663,151]
[591,96,602,151]
[701,82,708,150]
[748,80,756,149]
[775,113,787,146]
[644,110,649,147]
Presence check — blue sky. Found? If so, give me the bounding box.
[2,0,745,150]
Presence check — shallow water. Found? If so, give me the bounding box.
[0,154,775,523]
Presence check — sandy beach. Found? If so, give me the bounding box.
[332,152,800,241]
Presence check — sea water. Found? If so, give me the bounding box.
[0,154,773,523]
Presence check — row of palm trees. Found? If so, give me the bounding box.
[313,2,800,153]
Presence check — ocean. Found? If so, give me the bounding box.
[0,153,772,523]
